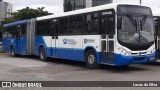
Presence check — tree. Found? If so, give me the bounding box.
[0,7,52,25]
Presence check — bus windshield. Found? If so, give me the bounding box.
[117,5,155,50]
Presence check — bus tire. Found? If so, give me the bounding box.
[10,47,17,57]
[39,47,48,61]
[85,49,99,69]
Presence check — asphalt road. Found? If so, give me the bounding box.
[0,54,160,90]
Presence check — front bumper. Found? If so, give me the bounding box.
[114,51,156,66]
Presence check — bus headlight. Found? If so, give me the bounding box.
[151,47,156,54]
[117,47,130,56]
[123,50,130,56]
[153,47,155,51]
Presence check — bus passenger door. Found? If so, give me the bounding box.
[100,13,115,64]
[51,19,59,57]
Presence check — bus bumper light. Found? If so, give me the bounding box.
[150,57,156,61]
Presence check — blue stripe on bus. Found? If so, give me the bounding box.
[3,20,28,27]
[44,47,156,66]
[29,36,158,66]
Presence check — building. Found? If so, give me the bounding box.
[64,0,86,12]
[92,0,113,7]
[0,0,12,22]
[64,0,114,12]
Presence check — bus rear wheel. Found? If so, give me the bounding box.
[10,47,18,57]
[39,47,48,61]
[85,49,99,69]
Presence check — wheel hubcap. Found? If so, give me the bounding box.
[88,55,95,64]
[11,49,14,56]
[40,51,44,59]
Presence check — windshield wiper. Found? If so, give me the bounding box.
[142,16,147,25]
[126,14,138,31]
[140,16,147,31]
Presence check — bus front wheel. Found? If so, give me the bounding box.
[39,47,48,61]
[85,49,99,69]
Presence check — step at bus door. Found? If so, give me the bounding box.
[51,19,59,57]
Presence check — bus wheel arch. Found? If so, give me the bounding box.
[84,47,99,69]
[39,45,48,61]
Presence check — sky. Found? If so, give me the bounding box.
[3,0,160,14]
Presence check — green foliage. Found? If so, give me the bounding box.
[0,7,52,26]
[0,17,16,25]
[12,7,52,20]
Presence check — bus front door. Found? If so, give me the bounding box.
[155,17,160,59]
[51,21,59,57]
[101,15,115,64]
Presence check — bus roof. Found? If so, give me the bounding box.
[37,3,143,21]
[3,20,28,27]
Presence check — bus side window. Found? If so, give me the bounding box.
[36,21,46,36]
[84,12,98,34]
[75,15,83,34]
[154,17,160,36]
[0,27,2,41]
[2,27,8,38]
[158,18,160,36]
[106,16,115,36]
[17,25,21,39]
[7,26,15,38]
[46,20,51,35]
[68,16,75,34]
[60,17,68,35]
[52,19,59,39]
[68,14,83,34]
[21,24,27,37]
[12,26,16,37]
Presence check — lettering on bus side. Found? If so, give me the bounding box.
[102,11,113,15]
[101,10,114,16]
[63,38,77,45]
[84,39,95,44]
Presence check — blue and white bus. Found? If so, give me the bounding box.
[2,3,156,68]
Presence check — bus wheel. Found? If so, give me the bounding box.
[10,47,16,57]
[85,49,99,69]
[39,47,47,61]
